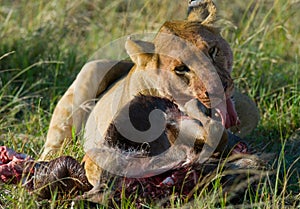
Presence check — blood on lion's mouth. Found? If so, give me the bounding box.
[215,98,240,129]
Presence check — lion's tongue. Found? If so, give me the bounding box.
[215,98,240,129]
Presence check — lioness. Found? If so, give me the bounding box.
[41,0,258,173]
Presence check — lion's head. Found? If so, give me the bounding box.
[124,0,238,128]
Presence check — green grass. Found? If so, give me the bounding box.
[0,0,299,208]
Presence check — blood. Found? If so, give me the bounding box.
[0,146,33,184]
[225,98,240,128]
[215,98,240,129]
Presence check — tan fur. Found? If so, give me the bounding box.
[81,154,103,187]
[155,20,234,108]
[230,91,260,137]
[41,60,133,159]
[41,0,259,186]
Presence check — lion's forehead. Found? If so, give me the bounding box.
[156,21,232,58]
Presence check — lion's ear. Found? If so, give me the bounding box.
[125,38,155,67]
[187,0,217,25]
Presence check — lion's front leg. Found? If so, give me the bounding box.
[41,76,95,160]
[40,85,75,160]
[183,99,229,161]
[40,61,106,160]
[40,60,134,160]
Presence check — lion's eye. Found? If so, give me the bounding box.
[208,46,218,61]
[174,65,190,75]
